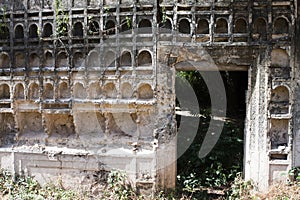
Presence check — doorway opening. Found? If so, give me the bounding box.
[176,70,248,198]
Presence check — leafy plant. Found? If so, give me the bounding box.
[0,170,80,200]
[289,167,300,184]
[105,170,136,200]
[125,16,132,29]
[161,6,167,24]
[0,6,9,37]
[227,172,254,200]
[55,0,69,37]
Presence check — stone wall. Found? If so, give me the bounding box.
[0,0,297,193]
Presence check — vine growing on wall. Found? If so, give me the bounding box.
[0,6,8,36]
[161,6,167,24]
[102,6,132,36]
[53,0,71,57]
[157,0,167,26]
[55,0,69,37]
[125,16,131,29]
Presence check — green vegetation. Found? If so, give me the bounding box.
[0,7,8,37]
[175,71,300,199]
[55,0,69,37]
[176,71,245,199]
[227,173,254,200]
[104,170,136,199]
[176,117,244,199]
[0,170,78,200]
[0,168,299,200]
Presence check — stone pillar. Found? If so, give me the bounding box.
[244,49,270,191]
[292,0,300,169]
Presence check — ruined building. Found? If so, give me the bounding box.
[0,0,299,193]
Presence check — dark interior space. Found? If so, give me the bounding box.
[176,70,248,198]
[222,71,248,119]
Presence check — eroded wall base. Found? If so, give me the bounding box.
[0,143,176,194]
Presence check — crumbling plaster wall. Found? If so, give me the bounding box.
[0,0,178,192]
[293,0,300,170]
[0,0,298,193]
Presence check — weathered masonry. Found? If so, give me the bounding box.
[0,0,299,193]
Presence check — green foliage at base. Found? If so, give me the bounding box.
[176,118,244,199]
[227,173,254,200]
[104,170,137,200]
[0,169,299,200]
[0,170,77,200]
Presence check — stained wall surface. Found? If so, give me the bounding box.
[0,0,298,192]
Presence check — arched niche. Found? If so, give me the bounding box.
[120,18,132,33]
[73,52,84,68]
[89,82,102,99]
[0,25,10,40]
[274,17,289,34]
[43,83,54,99]
[87,51,100,67]
[269,119,289,149]
[234,18,247,33]
[29,24,39,38]
[253,17,266,34]
[58,82,70,99]
[44,51,54,67]
[15,24,24,39]
[138,19,152,33]
[137,50,152,66]
[121,83,133,99]
[215,18,228,33]
[73,83,87,99]
[14,83,24,99]
[138,84,153,99]
[271,49,289,67]
[196,19,209,34]
[15,52,25,68]
[160,18,172,33]
[104,51,116,67]
[103,83,117,98]
[43,23,53,37]
[28,83,39,100]
[105,20,115,35]
[73,22,83,37]
[57,52,68,67]
[29,53,40,68]
[271,86,289,103]
[88,21,100,35]
[178,18,190,34]
[120,51,132,67]
[0,84,10,99]
[0,53,10,68]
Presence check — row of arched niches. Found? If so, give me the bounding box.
[0,7,293,46]
[268,48,291,159]
[7,0,292,10]
[0,81,154,102]
[0,16,291,40]
[0,49,153,69]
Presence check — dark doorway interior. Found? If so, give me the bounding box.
[176,70,248,198]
